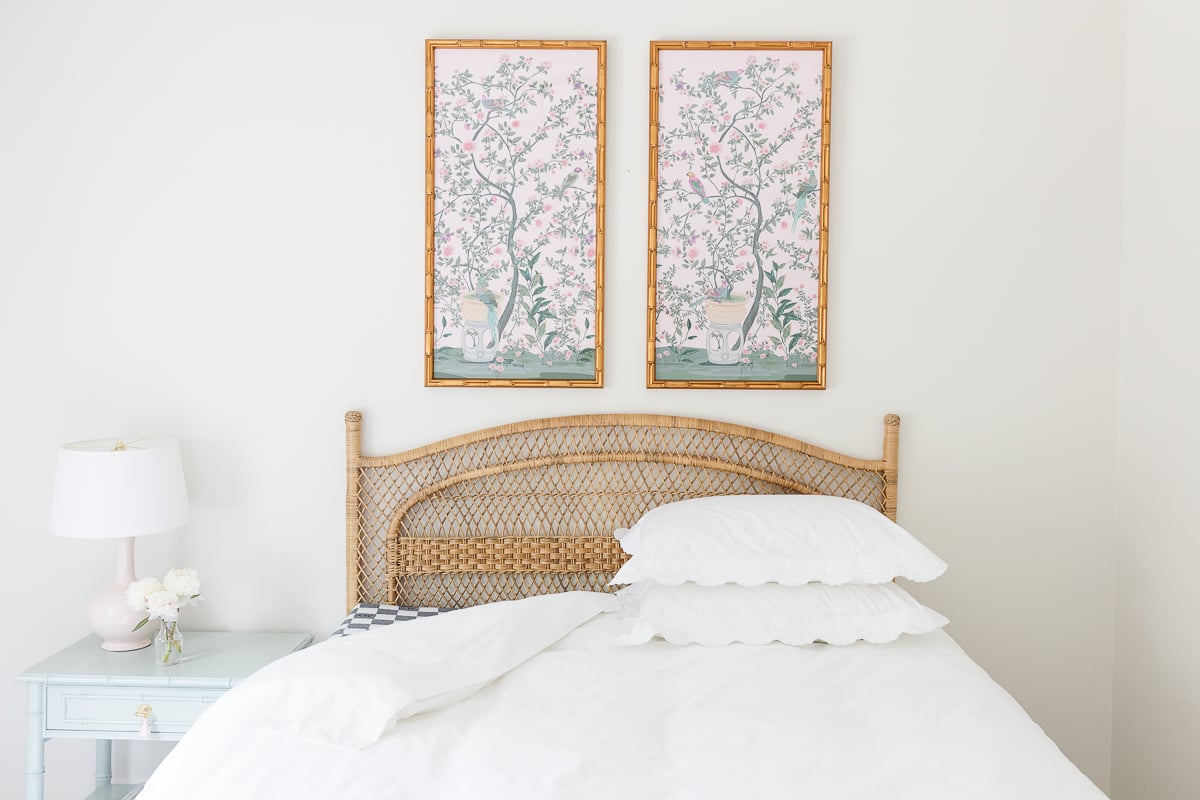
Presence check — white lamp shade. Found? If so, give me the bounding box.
[49,437,190,539]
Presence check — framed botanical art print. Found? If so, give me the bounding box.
[647,41,830,389]
[425,40,606,387]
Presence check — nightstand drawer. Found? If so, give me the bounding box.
[45,684,226,737]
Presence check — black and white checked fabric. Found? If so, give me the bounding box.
[331,603,447,638]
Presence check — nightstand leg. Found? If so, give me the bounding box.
[25,683,44,800]
[96,739,113,788]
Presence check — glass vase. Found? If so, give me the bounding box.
[154,620,185,666]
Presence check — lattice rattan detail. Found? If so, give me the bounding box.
[346,413,900,610]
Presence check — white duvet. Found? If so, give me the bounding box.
[140,592,1106,799]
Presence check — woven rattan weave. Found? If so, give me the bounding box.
[346,412,900,610]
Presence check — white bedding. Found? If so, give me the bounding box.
[139,592,1106,799]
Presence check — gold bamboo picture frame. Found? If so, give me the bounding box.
[647,41,830,389]
[425,40,606,387]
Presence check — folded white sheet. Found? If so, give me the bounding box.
[223,590,616,747]
[139,592,1106,800]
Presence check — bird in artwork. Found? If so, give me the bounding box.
[791,170,819,233]
[705,282,733,301]
[687,171,709,203]
[475,288,498,306]
[474,98,511,136]
[559,168,582,194]
[713,69,744,85]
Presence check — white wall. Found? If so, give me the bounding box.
[1111,0,1200,797]
[0,1,1124,796]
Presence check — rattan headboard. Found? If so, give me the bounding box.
[345,412,900,610]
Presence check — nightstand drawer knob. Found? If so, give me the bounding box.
[135,704,153,737]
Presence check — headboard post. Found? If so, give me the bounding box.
[345,410,363,612]
[882,414,900,521]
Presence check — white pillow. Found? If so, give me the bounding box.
[617,580,948,646]
[611,495,946,586]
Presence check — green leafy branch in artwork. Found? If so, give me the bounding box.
[758,261,816,359]
[515,252,558,356]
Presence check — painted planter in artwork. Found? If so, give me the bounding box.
[704,297,747,365]
[459,292,503,362]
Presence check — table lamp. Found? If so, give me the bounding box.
[49,437,190,651]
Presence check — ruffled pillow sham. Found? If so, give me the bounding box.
[611,494,946,586]
[617,580,948,646]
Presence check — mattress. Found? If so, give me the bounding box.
[139,592,1106,800]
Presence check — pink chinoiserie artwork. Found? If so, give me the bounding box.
[652,45,829,386]
[429,45,603,383]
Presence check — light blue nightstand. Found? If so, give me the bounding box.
[17,630,313,800]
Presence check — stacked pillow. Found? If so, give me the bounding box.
[611,494,949,646]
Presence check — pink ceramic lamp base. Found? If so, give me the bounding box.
[90,537,151,651]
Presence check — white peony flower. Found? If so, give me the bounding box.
[126,578,164,612]
[145,590,181,622]
[163,568,202,605]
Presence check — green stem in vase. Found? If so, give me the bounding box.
[159,621,183,665]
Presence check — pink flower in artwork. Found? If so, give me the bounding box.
[441,245,454,257]
[586,247,595,258]
[687,248,698,259]
[738,248,747,257]
[546,361,553,366]
[660,350,669,358]
[543,203,553,212]
[759,353,767,360]
[709,143,721,154]
[780,220,789,229]
[462,141,477,153]
[740,357,750,364]
[758,122,767,129]
[535,219,544,227]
